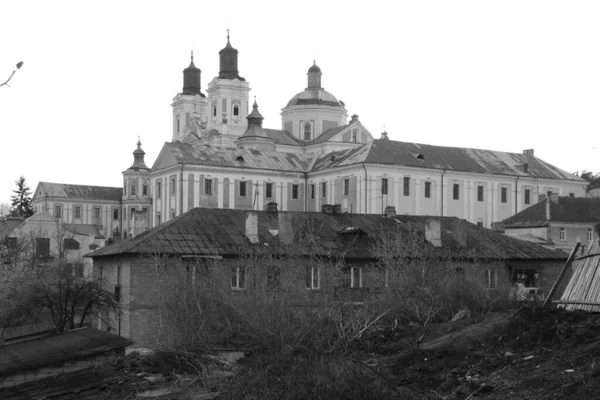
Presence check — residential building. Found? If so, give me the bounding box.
[88,206,568,346]
[32,34,587,236]
[501,195,600,254]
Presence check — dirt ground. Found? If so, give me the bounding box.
[3,306,600,399]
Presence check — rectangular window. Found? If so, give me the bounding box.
[310,184,315,200]
[170,210,175,219]
[54,204,62,218]
[453,183,459,200]
[205,179,212,196]
[559,227,566,241]
[588,229,593,241]
[113,208,119,220]
[477,185,484,202]
[239,181,247,197]
[424,182,431,198]
[350,267,362,288]
[525,189,530,205]
[142,183,148,196]
[292,184,299,199]
[501,187,507,203]
[63,238,80,250]
[267,265,281,291]
[231,266,245,289]
[93,206,101,220]
[170,177,176,196]
[351,130,357,142]
[266,182,273,198]
[74,205,81,219]
[486,269,497,289]
[131,182,136,196]
[381,178,388,195]
[156,213,161,225]
[321,182,327,198]
[305,266,320,289]
[157,181,162,198]
[36,238,50,259]
[403,177,410,196]
[344,179,350,196]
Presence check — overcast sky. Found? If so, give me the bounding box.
[1,1,599,205]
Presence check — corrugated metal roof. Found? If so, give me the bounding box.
[311,139,583,181]
[503,197,600,228]
[35,182,122,202]
[0,328,132,377]
[166,142,312,172]
[88,208,567,261]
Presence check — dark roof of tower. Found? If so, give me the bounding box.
[308,61,321,74]
[128,140,150,171]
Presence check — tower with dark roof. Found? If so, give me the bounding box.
[236,99,275,151]
[171,52,208,142]
[206,30,251,142]
[122,139,152,238]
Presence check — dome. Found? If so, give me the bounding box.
[286,88,343,108]
[308,63,321,74]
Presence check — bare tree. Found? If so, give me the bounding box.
[0,61,24,87]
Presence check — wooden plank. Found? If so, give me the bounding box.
[552,300,600,306]
[543,241,581,307]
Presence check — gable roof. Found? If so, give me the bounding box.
[33,182,122,202]
[88,208,567,261]
[307,125,348,145]
[263,129,302,146]
[158,142,312,172]
[0,218,24,238]
[0,328,132,377]
[311,139,582,181]
[502,196,600,228]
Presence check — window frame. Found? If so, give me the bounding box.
[54,204,62,219]
[486,269,497,289]
[588,228,593,242]
[113,207,119,220]
[344,178,350,196]
[266,182,273,199]
[231,265,245,290]
[424,181,431,198]
[310,184,315,200]
[501,187,507,203]
[306,266,320,290]
[292,184,299,200]
[93,206,101,220]
[381,178,388,195]
[321,182,327,198]
[524,189,530,205]
[303,123,311,140]
[403,177,410,196]
[170,177,176,196]
[239,181,247,197]
[74,205,81,220]
[559,227,566,241]
[453,183,459,200]
[350,267,362,288]
[204,179,213,196]
[157,180,162,198]
[477,185,484,202]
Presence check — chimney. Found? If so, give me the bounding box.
[452,220,468,248]
[350,114,359,124]
[384,206,396,217]
[425,219,442,247]
[523,149,534,157]
[545,196,551,221]
[322,204,334,214]
[278,212,293,245]
[245,212,259,244]
[266,202,278,214]
[333,204,342,214]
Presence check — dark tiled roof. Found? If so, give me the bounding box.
[166,142,311,172]
[0,328,132,377]
[263,129,302,146]
[34,182,122,202]
[307,125,348,145]
[88,208,566,261]
[502,196,600,228]
[311,140,582,181]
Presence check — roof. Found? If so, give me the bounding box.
[286,88,343,108]
[311,139,583,181]
[263,129,302,146]
[0,328,132,377]
[0,217,24,238]
[33,182,122,202]
[307,125,347,145]
[88,208,567,261]
[502,196,600,228]
[164,142,311,172]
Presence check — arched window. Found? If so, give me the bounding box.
[304,123,311,140]
[233,105,239,116]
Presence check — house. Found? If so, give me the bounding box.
[0,327,132,388]
[500,194,600,254]
[87,206,568,346]
[32,34,588,239]
[2,212,105,276]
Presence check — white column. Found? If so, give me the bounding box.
[257,181,264,210]
[228,180,235,209]
[281,182,288,211]
[217,179,224,209]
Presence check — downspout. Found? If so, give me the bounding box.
[304,172,308,212]
[440,169,447,217]
[362,163,368,214]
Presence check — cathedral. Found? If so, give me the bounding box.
[32,33,588,240]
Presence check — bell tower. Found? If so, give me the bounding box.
[206,30,251,142]
[171,52,208,142]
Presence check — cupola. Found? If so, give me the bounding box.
[236,99,275,151]
[307,60,322,89]
[218,30,245,81]
[128,139,150,171]
[182,51,205,97]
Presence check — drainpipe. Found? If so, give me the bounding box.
[362,163,368,214]
[440,169,447,217]
[304,172,308,212]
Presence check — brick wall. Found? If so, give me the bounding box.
[0,348,124,388]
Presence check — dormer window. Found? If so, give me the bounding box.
[236,155,244,162]
[213,105,217,117]
[351,130,358,142]
[233,105,239,116]
[304,123,311,140]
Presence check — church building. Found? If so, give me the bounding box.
[32,33,588,239]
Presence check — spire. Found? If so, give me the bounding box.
[307,60,322,89]
[182,51,204,97]
[246,97,264,127]
[218,30,245,81]
[128,138,149,170]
